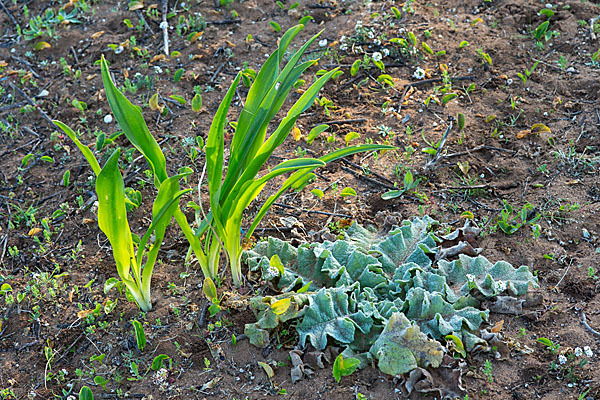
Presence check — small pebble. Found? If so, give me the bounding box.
[104,114,113,124]
[583,228,590,239]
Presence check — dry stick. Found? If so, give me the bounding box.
[0,0,18,30]
[340,166,396,191]
[0,200,11,266]
[206,18,242,25]
[7,81,58,128]
[136,10,154,34]
[70,46,79,65]
[10,55,41,79]
[423,121,453,172]
[340,158,395,185]
[581,312,600,338]
[161,0,170,56]
[0,101,27,112]
[21,126,41,137]
[273,202,353,219]
[553,258,573,292]
[309,118,366,129]
[210,62,226,82]
[0,138,39,159]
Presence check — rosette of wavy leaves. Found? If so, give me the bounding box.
[244,216,538,375]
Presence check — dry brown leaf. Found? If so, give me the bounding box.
[292,125,302,141]
[128,0,144,11]
[77,309,94,319]
[491,320,504,333]
[28,228,42,236]
[150,54,168,63]
[516,129,532,139]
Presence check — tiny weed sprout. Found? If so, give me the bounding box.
[333,353,360,383]
[78,386,94,400]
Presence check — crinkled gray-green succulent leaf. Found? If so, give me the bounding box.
[245,292,311,347]
[243,217,538,375]
[404,287,488,340]
[298,285,373,349]
[437,254,539,297]
[244,237,333,291]
[370,312,444,376]
[343,222,379,251]
[372,216,439,274]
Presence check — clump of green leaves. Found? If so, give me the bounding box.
[58,26,393,312]
[200,25,393,286]
[244,216,538,376]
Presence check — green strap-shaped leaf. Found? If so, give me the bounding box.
[54,120,101,176]
[221,158,325,223]
[206,71,242,235]
[223,28,322,200]
[100,56,167,187]
[245,144,395,238]
[96,149,135,282]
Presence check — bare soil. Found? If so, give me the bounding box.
[1,0,600,399]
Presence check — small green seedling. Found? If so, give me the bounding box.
[132,320,146,351]
[79,386,94,400]
[537,337,560,354]
[93,376,108,391]
[203,277,222,317]
[382,170,419,200]
[516,60,539,84]
[332,354,360,383]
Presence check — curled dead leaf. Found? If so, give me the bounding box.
[258,361,275,378]
[517,123,551,139]
[490,320,504,333]
[91,31,105,40]
[150,54,168,63]
[77,309,94,319]
[28,228,43,236]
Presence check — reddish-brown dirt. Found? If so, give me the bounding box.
[1,0,599,399]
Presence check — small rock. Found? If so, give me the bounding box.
[37,89,49,97]
[104,114,113,124]
[583,228,590,239]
